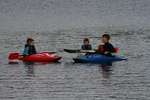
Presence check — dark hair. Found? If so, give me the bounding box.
[102,34,110,40]
[83,38,90,42]
[26,38,34,43]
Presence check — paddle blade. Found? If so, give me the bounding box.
[8,53,20,60]
[40,51,56,54]
[64,49,80,53]
[8,53,20,64]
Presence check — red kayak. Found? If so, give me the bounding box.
[8,52,61,63]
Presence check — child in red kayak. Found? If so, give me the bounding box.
[97,33,116,56]
[81,38,92,50]
[22,38,37,56]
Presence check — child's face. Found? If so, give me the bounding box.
[101,37,109,43]
[30,41,34,45]
[84,41,89,45]
[28,41,34,45]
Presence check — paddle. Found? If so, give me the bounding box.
[8,52,20,64]
[64,48,119,53]
[64,49,81,53]
[8,52,20,60]
[64,49,96,53]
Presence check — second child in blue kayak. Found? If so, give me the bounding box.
[22,38,37,56]
[97,33,116,56]
[81,38,92,50]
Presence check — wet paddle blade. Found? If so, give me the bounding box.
[64,49,80,53]
[8,52,20,64]
[8,53,20,60]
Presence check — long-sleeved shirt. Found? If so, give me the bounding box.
[23,44,37,55]
[81,44,92,50]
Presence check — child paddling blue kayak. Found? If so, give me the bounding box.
[73,33,127,64]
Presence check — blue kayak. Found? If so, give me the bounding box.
[73,54,127,64]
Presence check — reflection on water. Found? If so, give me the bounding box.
[99,63,112,79]
[23,62,35,77]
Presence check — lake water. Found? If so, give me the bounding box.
[0,28,150,100]
[0,0,150,100]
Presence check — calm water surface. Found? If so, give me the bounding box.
[0,28,150,100]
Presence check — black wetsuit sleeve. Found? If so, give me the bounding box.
[105,43,115,53]
[27,45,36,55]
[81,45,84,50]
[32,45,37,54]
[89,45,92,50]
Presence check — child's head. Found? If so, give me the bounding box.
[26,38,34,45]
[101,34,111,43]
[83,38,90,45]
